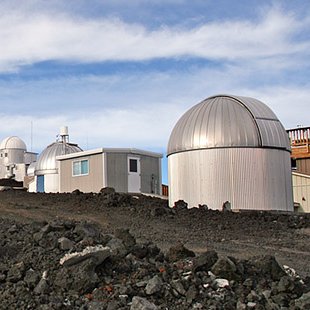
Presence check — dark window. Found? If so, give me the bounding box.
[4,153,8,157]
[291,158,297,170]
[129,159,138,172]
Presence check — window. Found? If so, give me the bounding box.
[72,159,89,176]
[4,153,8,157]
[129,159,138,172]
[291,158,297,170]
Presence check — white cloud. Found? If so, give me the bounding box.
[0,7,308,72]
[0,65,308,154]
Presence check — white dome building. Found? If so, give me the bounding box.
[0,136,27,164]
[0,136,37,181]
[30,127,82,193]
[167,94,293,211]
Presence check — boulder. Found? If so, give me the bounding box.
[250,255,286,281]
[130,296,157,310]
[211,257,238,280]
[60,245,111,267]
[192,250,218,272]
[55,257,100,294]
[166,243,195,262]
[145,275,163,295]
[58,237,74,251]
[100,187,115,195]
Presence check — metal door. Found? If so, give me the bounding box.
[37,175,44,193]
[128,156,141,193]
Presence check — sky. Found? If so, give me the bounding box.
[0,0,309,184]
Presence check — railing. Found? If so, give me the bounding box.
[287,126,310,146]
[162,184,169,197]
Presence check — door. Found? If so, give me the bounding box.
[37,175,45,193]
[128,156,141,193]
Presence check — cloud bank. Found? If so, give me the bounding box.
[0,7,309,72]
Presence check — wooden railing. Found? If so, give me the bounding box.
[287,126,310,158]
[287,126,310,146]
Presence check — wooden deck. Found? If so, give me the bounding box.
[287,127,310,159]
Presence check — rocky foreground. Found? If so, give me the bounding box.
[0,213,310,309]
[0,189,310,309]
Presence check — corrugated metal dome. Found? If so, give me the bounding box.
[168,95,290,155]
[0,136,27,150]
[35,142,82,175]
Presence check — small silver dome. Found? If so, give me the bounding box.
[0,136,27,150]
[167,95,290,155]
[35,142,82,175]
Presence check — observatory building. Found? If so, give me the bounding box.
[27,126,162,195]
[28,127,82,193]
[167,94,293,211]
[0,136,37,181]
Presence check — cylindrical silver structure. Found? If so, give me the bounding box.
[167,94,293,211]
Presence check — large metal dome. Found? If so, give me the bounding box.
[167,95,290,156]
[0,136,27,150]
[35,142,82,175]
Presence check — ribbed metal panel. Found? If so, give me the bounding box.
[36,142,82,175]
[167,94,290,155]
[168,148,293,211]
[256,119,291,150]
[232,95,278,119]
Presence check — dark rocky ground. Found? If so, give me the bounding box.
[0,188,310,309]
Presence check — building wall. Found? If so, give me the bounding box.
[44,174,59,193]
[140,156,161,194]
[14,164,27,182]
[296,158,310,176]
[28,176,36,192]
[168,148,293,211]
[24,152,38,165]
[106,153,128,192]
[292,172,310,212]
[59,153,104,193]
[0,149,25,164]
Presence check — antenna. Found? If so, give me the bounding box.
[30,121,33,152]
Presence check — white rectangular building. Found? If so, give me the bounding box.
[56,148,162,194]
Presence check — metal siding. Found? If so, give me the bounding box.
[59,154,103,193]
[140,155,161,194]
[168,148,293,211]
[106,153,128,192]
[292,173,310,212]
[297,159,310,175]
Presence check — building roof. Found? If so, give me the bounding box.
[35,142,82,175]
[167,94,290,156]
[0,136,27,150]
[56,147,163,160]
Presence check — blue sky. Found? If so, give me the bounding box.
[0,0,309,184]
